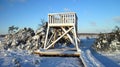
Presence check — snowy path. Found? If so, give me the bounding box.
[80,38,120,67]
[80,39,104,67]
[80,49,104,67]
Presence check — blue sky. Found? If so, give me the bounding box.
[0,0,120,34]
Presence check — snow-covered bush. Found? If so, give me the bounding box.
[0,24,47,52]
[92,26,120,52]
[0,22,72,52]
[2,27,35,50]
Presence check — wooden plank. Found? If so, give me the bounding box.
[34,49,80,57]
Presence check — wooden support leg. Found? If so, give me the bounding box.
[73,26,80,52]
[44,26,50,49]
[70,29,80,45]
[45,27,73,49]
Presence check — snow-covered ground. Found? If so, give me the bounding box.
[0,37,120,67]
[80,38,104,67]
[80,38,120,67]
[0,49,83,67]
[98,51,120,66]
[0,37,83,67]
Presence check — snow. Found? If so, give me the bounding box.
[107,54,120,66]
[0,49,41,67]
[0,49,83,67]
[80,38,120,67]
[0,37,4,42]
[0,37,120,67]
[98,51,120,66]
[0,37,83,67]
[80,50,104,67]
[39,57,82,67]
[80,39,104,67]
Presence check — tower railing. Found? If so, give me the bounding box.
[48,12,77,26]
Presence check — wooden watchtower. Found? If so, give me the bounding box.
[44,12,80,52]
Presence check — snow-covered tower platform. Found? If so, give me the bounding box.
[34,12,80,57]
[44,12,80,51]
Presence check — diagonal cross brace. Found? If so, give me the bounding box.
[61,27,75,45]
[46,33,54,47]
[45,27,73,49]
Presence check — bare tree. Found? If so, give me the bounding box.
[8,25,19,34]
[37,19,47,30]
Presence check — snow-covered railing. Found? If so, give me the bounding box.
[48,12,77,26]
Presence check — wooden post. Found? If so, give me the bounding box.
[73,26,79,52]
[44,26,49,49]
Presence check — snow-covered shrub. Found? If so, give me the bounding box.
[92,26,120,52]
[0,22,72,52]
[2,28,35,50]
